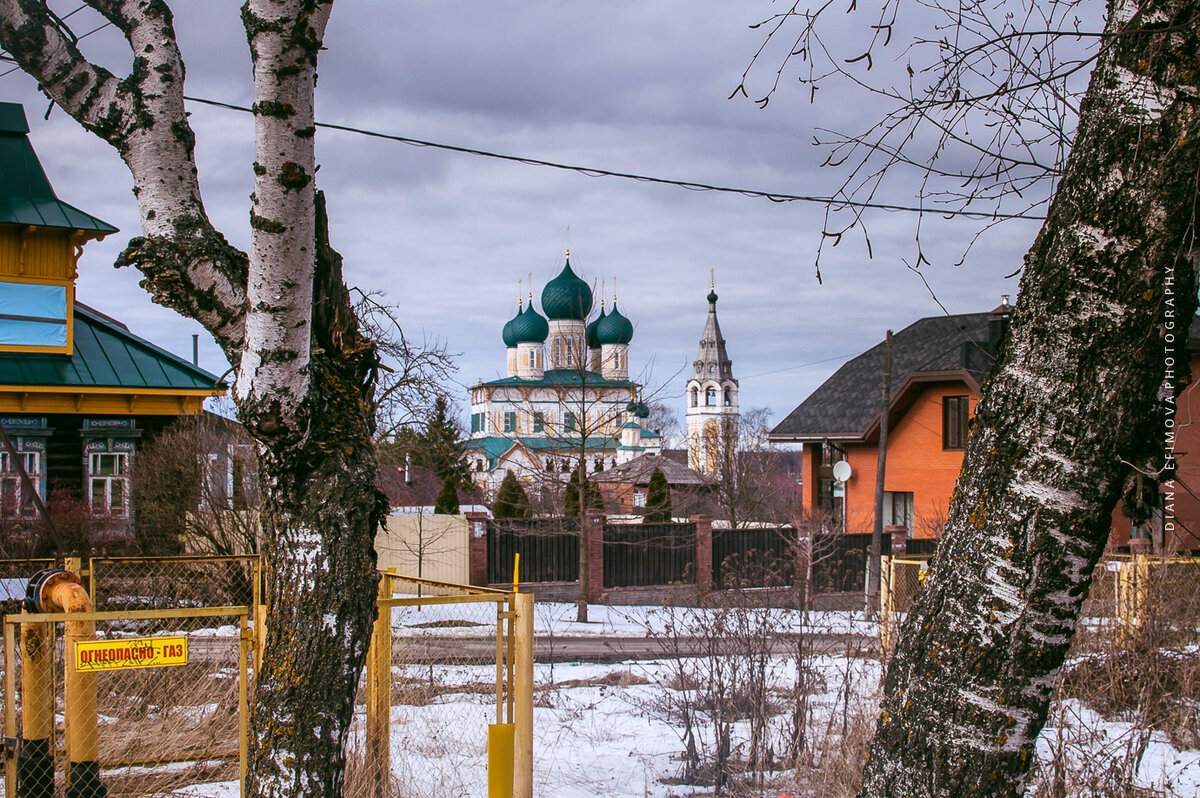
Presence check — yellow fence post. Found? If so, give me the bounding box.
[879,555,893,656]
[513,591,534,798]
[366,574,392,798]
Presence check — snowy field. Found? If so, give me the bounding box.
[97,602,1200,797]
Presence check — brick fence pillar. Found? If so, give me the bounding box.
[886,524,908,558]
[465,512,489,587]
[584,511,606,604]
[690,514,714,593]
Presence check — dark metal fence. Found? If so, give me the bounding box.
[811,532,888,593]
[603,522,696,588]
[712,527,795,589]
[487,518,579,584]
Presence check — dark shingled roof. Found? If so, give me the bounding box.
[0,303,225,392]
[771,312,997,440]
[591,452,713,486]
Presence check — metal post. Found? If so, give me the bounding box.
[366,577,391,798]
[4,621,16,798]
[512,592,534,798]
[18,620,54,798]
[239,613,250,798]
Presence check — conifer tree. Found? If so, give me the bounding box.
[433,479,459,514]
[643,467,672,522]
[564,465,605,517]
[493,470,531,519]
[414,395,471,491]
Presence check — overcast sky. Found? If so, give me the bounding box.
[3,1,1057,430]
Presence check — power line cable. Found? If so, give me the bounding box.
[0,16,113,78]
[182,95,1047,221]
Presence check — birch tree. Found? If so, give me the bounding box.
[745,0,1200,794]
[0,1,382,794]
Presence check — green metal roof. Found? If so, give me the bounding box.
[0,303,226,392]
[0,103,117,234]
[480,369,637,389]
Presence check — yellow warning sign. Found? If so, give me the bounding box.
[75,636,188,672]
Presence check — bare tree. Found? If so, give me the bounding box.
[131,414,260,556]
[742,0,1200,794]
[0,3,387,793]
[680,408,800,529]
[353,290,458,442]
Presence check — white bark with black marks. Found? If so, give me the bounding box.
[0,2,384,796]
[858,1,1200,795]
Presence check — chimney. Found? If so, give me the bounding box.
[988,295,1011,356]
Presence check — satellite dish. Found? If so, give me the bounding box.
[832,460,852,483]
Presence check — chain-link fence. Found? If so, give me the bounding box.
[882,553,1200,654]
[3,605,249,798]
[88,555,260,614]
[343,573,533,798]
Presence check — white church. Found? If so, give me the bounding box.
[465,254,662,494]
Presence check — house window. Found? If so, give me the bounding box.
[0,450,39,516]
[943,395,969,450]
[533,412,544,432]
[633,490,647,508]
[816,478,843,533]
[89,452,130,517]
[883,491,914,532]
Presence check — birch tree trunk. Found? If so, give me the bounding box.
[0,2,384,795]
[858,1,1200,795]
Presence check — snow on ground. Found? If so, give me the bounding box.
[389,599,878,639]
[155,601,1200,797]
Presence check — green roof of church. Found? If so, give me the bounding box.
[0,103,117,234]
[0,304,225,392]
[480,369,636,389]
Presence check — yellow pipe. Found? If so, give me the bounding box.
[36,571,105,797]
[487,723,515,798]
[18,620,54,797]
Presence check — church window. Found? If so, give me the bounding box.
[706,387,716,406]
[533,412,545,432]
[594,457,603,472]
[566,342,574,366]
[690,388,698,407]
[503,412,516,433]
[709,365,715,373]
[724,387,732,406]
[565,412,577,432]
[553,339,562,365]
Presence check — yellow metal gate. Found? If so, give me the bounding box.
[3,606,250,798]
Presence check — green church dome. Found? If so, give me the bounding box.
[501,307,524,348]
[541,258,593,320]
[586,307,607,348]
[512,304,549,343]
[596,302,633,345]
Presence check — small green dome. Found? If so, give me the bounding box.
[707,288,718,304]
[541,259,593,320]
[587,307,607,349]
[596,302,633,345]
[501,307,524,348]
[511,304,549,344]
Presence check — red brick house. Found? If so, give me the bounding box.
[769,304,1199,553]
